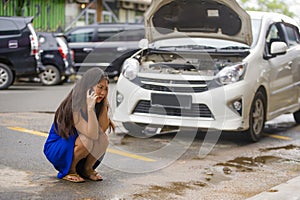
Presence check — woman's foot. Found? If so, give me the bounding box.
[83,170,103,181]
[62,173,85,183]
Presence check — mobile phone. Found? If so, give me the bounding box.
[89,88,94,95]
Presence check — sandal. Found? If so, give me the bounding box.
[83,170,103,181]
[62,173,85,183]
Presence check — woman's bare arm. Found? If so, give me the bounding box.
[73,90,100,140]
[99,97,115,133]
[73,110,100,140]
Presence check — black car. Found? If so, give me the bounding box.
[0,16,43,89]
[65,23,144,79]
[37,32,75,85]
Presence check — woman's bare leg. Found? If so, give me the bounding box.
[83,132,109,180]
[69,135,92,176]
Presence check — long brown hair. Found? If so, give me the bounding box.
[54,68,108,138]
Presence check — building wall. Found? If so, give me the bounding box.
[0,0,150,32]
[0,0,65,32]
[118,0,150,23]
[65,3,81,28]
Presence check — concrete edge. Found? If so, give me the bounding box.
[246,175,300,200]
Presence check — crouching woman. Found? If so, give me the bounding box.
[44,68,114,183]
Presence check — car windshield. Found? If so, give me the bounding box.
[250,18,262,47]
[150,37,250,51]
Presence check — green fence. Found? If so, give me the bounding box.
[0,0,65,32]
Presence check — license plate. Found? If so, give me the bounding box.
[151,93,192,109]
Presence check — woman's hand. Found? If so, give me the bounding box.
[86,89,98,110]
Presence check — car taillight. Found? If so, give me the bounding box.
[58,47,67,59]
[32,49,39,55]
[30,34,39,56]
[71,49,75,61]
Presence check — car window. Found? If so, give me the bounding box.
[96,28,121,42]
[264,22,288,57]
[284,24,300,46]
[121,29,145,41]
[0,19,20,35]
[68,28,94,42]
[96,27,144,42]
[266,24,282,43]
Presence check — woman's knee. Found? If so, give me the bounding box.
[101,134,109,149]
[94,133,109,150]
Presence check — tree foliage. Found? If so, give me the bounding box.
[237,0,294,17]
[16,0,25,16]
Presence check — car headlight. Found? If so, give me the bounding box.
[122,58,140,80]
[216,62,247,85]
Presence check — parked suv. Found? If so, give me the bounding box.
[65,23,144,79]
[114,0,300,142]
[0,16,43,89]
[37,32,75,85]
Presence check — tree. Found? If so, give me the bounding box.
[16,0,25,16]
[237,0,294,17]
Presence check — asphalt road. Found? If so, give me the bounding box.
[1,81,300,200]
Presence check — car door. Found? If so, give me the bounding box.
[267,22,297,114]
[89,27,122,68]
[93,27,144,66]
[283,23,300,106]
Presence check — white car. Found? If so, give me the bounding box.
[113,0,300,142]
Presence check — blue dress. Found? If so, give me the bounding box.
[43,123,78,178]
[43,123,101,178]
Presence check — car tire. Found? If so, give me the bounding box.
[39,65,61,86]
[245,90,266,142]
[0,63,13,90]
[293,109,300,124]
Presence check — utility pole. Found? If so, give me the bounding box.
[96,0,102,23]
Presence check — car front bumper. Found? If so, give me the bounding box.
[113,74,253,132]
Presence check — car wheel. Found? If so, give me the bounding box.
[245,90,266,142]
[0,63,13,90]
[293,109,300,124]
[39,65,61,86]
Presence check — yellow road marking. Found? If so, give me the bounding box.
[264,133,292,141]
[107,148,155,162]
[7,126,156,162]
[8,127,49,137]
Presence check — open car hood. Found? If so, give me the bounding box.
[144,0,252,45]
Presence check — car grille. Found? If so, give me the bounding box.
[137,77,209,93]
[133,100,213,118]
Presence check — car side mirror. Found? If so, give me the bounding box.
[138,38,149,49]
[270,41,287,56]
